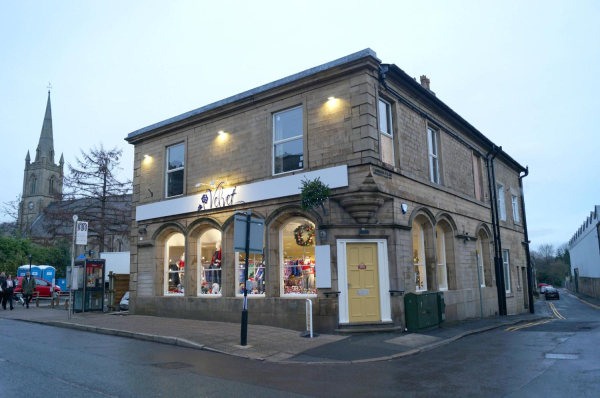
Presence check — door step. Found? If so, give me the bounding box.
[335,322,403,334]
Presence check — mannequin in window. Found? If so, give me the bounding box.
[210,241,222,286]
[301,256,315,294]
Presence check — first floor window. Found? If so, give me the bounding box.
[427,127,440,184]
[413,222,427,292]
[436,227,448,290]
[273,106,303,175]
[378,98,394,166]
[30,175,37,194]
[165,233,185,295]
[198,229,222,295]
[281,219,316,295]
[477,240,486,288]
[502,249,511,293]
[166,143,185,197]
[512,195,520,222]
[497,184,506,221]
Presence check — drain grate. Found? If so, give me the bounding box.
[545,353,579,360]
[151,362,193,370]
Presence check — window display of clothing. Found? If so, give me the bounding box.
[283,256,316,295]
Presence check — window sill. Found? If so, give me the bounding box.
[164,293,184,297]
[281,294,317,298]
[272,168,304,178]
[197,294,222,298]
[235,294,266,298]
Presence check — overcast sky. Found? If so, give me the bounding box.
[1,1,598,250]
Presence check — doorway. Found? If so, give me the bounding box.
[346,243,380,322]
[336,239,392,324]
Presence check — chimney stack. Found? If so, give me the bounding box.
[420,75,431,91]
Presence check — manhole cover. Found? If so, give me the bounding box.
[151,362,193,369]
[545,353,579,360]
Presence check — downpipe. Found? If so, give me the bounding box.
[519,167,535,314]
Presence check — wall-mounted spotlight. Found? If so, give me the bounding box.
[148,189,153,197]
[138,224,149,234]
[327,96,336,100]
[218,130,225,135]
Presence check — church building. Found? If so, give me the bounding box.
[18,91,64,233]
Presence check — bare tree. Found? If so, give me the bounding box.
[2,194,21,222]
[43,144,132,253]
[536,243,555,266]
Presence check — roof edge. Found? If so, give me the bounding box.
[126,48,380,141]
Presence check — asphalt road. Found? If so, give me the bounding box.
[1,289,598,397]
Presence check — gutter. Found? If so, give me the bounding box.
[519,167,535,313]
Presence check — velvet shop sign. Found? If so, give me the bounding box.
[135,165,349,221]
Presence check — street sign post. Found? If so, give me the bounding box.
[76,221,88,245]
[233,210,264,346]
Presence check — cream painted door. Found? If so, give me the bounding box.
[346,242,380,323]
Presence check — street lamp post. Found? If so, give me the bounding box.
[28,254,32,273]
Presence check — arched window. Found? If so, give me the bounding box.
[412,222,427,291]
[436,226,448,290]
[30,175,37,194]
[164,233,185,295]
[281,218,316,296]
[235,219,265,297]
[49,177,54,195]
[477,239,486,288]
[197,229,222,296]
[477,228,493,287]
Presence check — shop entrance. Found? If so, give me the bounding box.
[346,242,380,322]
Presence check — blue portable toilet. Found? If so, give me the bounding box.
[18,265,56,282]
[56,278,68,292]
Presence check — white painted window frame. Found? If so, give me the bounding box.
[336,239,392,324]
[512,194,520,222]
[477,239,486,288]
[436,227,448,291]
[272,106,303,176]
[497,184,506,221]
[165,143,185,198]
[503,249,511,293]
[427,127,440,184]
[279,217,317,298]
[164,235,184,296]
[235,249,265,298]
[413,223,428,292]
[378,98,395,166]
[197,229,222,298]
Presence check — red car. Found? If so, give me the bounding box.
[14,277,61,298]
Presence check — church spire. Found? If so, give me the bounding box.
[35,90,54,163]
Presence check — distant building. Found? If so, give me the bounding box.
[15,92,130,255]
[569,206,600,299]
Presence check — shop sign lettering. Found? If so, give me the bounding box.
[197,182,244,212]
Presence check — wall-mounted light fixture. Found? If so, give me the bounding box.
[138,224,149,234]
[458,231,471,244]
[148,189,153,197]
[144,154,150,159]
[327,96,336,100]
[217,130,225,135]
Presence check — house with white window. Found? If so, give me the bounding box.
[569,206,600,300]
[125,49,532,333]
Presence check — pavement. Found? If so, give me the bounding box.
[0,297,548,364]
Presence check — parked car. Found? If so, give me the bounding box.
[540,284,552,294]
[545,287,560,300]
[13,277,61,298]
[119,292,129,310]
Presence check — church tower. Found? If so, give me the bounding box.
[18,91,64,233]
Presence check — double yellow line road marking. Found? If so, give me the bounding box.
[505,302,566,331]
[506,319,554,331]
[566,292,600,310]
[548,302,566,320]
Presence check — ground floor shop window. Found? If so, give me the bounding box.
[198,229,222,295]
[436,227,448,290]
[281,219,316,295]
[237,251,265,296]
[412,222,427,292]
[165,233,185,295]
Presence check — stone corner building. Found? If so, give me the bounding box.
[125,49,534,333]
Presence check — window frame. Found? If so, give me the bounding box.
[436,227,448,291]
[502,249,511,293]
[272,106,304,176]
[164,234,185,296]
[497,184,506,221]
[30,175,36,194]
[477,239,486,288]
[279,217,317,298]
[197,229,223,297]
[472,154,483,201]
[378,98,395,166]
[165,143,185,199]
[427,127,440,184]
[511,194,520,222]
[413,223,428,292]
